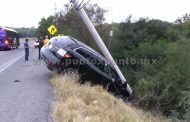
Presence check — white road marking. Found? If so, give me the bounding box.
[0,53,24,73]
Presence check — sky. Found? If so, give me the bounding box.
[0,0,190,28]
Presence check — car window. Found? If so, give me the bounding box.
[95,61,119,79]
[108,65,119,79]
[76,48,118,79]
[76,48,91,59]
[77,48,106,70]
[94,60,105,72]
[51,36,76,49]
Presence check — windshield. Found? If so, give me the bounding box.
[50,36,76,49]
[0,29,6,41]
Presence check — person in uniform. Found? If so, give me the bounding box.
[38,37,44,60]
[43,35,49,46]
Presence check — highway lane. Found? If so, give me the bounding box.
[0,49,24,73]
[0,40,32,72]
[0,45,53,122]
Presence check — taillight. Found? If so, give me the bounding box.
[64,53,72,58]
[57,48,72,58]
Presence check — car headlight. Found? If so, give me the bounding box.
[57,48,66,57]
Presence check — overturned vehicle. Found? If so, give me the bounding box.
[41,36,133,98]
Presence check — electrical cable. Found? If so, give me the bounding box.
[70,0,90,10]
[76,0,90,10]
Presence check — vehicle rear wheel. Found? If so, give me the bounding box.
[63,68,79,81]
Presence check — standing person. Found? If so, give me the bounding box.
[38,37,44,60]
[43,35,49,46]
[24,38,29,61]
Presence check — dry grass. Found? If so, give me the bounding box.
[51,75,168,122]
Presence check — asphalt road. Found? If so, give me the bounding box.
[0,43,53,122]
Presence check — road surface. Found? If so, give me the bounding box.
[0,43,53,122]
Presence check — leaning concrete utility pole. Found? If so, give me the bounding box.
[70,0,133,95]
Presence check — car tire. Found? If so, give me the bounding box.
[63,68,79,81]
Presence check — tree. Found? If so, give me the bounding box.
[14,27,36,38]
[113,17,190,119]
[85,4,107,25]
[35,16,54,38]
[36,3,107,50]
[56,3,107,50]
[175,13,190,24]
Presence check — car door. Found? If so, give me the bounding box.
[76,47,113,81]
